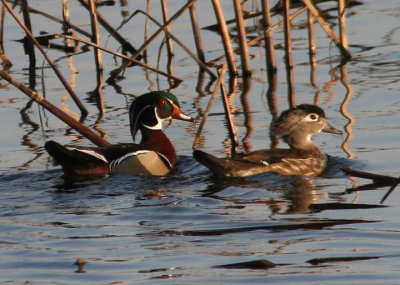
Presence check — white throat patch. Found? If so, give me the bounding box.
[143,107,164,130]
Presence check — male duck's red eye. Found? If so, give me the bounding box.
[158,99,167,106]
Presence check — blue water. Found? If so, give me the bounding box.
[1,0,400,284]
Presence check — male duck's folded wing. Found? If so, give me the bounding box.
[45,141,140,176]
[109,150,171,176]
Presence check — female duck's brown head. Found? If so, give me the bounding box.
[271,104,342,151]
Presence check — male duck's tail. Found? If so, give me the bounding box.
[45,141,109,176]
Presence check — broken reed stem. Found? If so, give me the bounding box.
[0,70,110,146]
[233,0,251,77]
[302,0,351,60]
[77,0,140,56]
[340,167,399,204]
[107,0,198,82]
[282,0,295,107]
[210,0,237,76]
[58,33,182,83]
[261,0,277,78]
[1,0,88,115]
[193,64,227,150]
[189,3,205,62]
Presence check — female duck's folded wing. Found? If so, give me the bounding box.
[193,149,326,178]
[193,150,271,177]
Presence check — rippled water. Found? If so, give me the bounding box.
[1,0,400,284]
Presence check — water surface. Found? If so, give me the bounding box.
[1,0,400,284]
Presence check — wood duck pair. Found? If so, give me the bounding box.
[45,91,194,177]
[193,104,342,178]
[46,96,341,178]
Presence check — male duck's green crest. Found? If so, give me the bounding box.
[130,91,193,142]
[193,104,342,178]
[45,91,194,178]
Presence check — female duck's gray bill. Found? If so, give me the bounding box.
[322,121,342,135]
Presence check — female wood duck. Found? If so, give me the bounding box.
[45,91,194,177]
[193,104,342,178]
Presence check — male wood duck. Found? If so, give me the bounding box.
[45,91,194,177]
[193,104,342,178]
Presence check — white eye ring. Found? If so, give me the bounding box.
[302,113,319,122]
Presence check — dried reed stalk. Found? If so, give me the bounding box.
[62,0,70,32]
[282,0,295,107]
[220,74,238,152]
[21,0,35,65]
[161,0,174,58]
[0,70,110,146]
[338,0,349,58]
[266,71,279,148]
[62,0,74,53]
[193,64,227,149]
[0,4,12,66]
[1,0,88,115]
[108,0,197,82]
[307,10,317,88]
[88,0,105,114]
[211,0,237,76]
[160,0,175,86]
[189,3,205,62]
[261,0,277,78]
[302,0,351,60]
[240,77,253,153]
[89,0,103,72]
[143,0,151,62]
[233,0,251,77]
[21,0,36,89]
